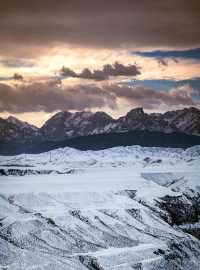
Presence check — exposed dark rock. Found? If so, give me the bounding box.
[158,194,200,226]
[78,255,104,270]
[0,168,75,176]
[1,107,200,154]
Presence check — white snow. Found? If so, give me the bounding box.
[0,145,200,269]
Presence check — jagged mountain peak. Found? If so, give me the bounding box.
[126,107,145,117]
[40,110,114,141]
[180,106,200,114]
[45,111,72,121]
[93,110,112,117]
[7,115,20,122]
[164,106,200,118]
[0,115,40,145]
[6,115,38,130]
[1,107,200,152]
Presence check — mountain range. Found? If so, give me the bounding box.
[0,107,200,154]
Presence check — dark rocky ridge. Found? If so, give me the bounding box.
[39,107,200,141]
[0,107,200,154]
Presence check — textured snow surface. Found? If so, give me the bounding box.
[0,146,200,269]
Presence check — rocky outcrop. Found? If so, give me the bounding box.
[40,111,113,141]
[1,107,200,154]
[0,116,41,143]
[40,107,200,141]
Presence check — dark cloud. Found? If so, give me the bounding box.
[60,62,140,81]
[108,84,198,109]
[103,62,140,77]
[0,1,199,57]
[172,58,179,63]
[135,48,200,59]
[60,67,77,78]
[13,73,24,81]
[79,68,107,81]
[0,80,199,113]
[158,58,168,67]
[0,76,11,82]
[0,82,116,113]
[0,58,34,68]
[122,78,200,92]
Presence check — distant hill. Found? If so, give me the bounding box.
[1,130,200,155]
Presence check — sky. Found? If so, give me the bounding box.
[0,0,200,127]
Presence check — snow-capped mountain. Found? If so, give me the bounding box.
[0,107,200,154]
[40,107,200,141]
[162,107,200,135]
[40,111,113,141]
[0,116,40,143]
[0,145,200,269]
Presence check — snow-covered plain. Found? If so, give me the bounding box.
[0,145,200,269]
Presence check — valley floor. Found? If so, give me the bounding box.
[0,146,200,269]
